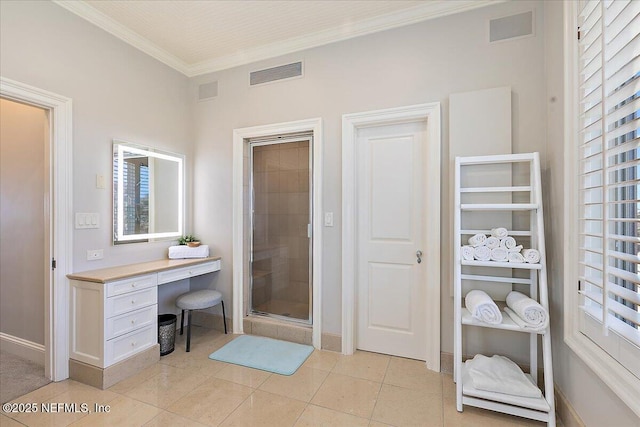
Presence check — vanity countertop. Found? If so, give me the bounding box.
[67,257,221,283]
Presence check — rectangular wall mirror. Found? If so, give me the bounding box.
[113,140,184,243]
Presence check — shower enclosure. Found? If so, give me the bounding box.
[249,134,312,324]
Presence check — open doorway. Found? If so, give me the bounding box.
[0,98,51,402]
[0,77,73,383]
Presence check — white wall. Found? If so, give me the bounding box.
[0,99,47,345]
[190,1,547,346]
[543,2,639,426]
[0,0,193,272]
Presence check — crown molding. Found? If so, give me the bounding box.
[53,0,191,76]
[189,0,504,76]
[54,0,504,78]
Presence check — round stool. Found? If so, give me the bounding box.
[175,289,227,352]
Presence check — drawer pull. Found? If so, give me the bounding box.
[131,341,136,347]
[131,283,136,288]
[131,319,136,324]
[131,300,136,304]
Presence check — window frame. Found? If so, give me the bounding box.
[563,0,640,417]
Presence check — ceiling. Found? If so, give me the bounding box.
[54,0,499,77]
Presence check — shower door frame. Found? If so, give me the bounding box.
[248,136,313,325]
[232,118,323,349]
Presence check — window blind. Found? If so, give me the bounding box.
[577,0,639,377]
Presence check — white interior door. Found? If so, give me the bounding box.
[356,121,427,360]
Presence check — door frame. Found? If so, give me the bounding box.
[342,103,441,371]
[0,76,73,381]
[232,118,323,348]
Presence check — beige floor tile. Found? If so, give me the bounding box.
[369,421,394,427]
[192,334,239,356]
[159,348,227,375]
[442,397,546,427]
[332,351,390,382]
[442,374,456,400]
[68,395,160,426]
[108,364,173,394]
[310,373,381,419]
[144,410,209,426]
[0,414,23,426]
[372,383,442,427]
[124,365,212,409]
[167,378,253,426]
[259,366,329,402]
[220,390,306,427]
[302,350,339,372]
[11,384,119,427]
[384,357,443,394]
[294,404,369,427]
[214,364,271,388]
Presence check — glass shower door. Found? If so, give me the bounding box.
[250,137,312,324]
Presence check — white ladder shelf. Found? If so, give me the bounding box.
[453,152,555,426]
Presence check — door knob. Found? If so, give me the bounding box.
[416,250,423,264]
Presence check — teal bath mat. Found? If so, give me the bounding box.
[209,335,313,375]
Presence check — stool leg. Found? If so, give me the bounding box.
[186,310,192,352]
[180,309,185,335]
[221,301,227,334]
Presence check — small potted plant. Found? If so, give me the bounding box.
[178,234,200,247]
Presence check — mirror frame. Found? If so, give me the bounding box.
[113,141,184,243]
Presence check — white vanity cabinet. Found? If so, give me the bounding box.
[68,257,221,370]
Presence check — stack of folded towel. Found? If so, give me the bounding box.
[504,291,549,330]
[460,227,540,264]
[168,244,210,259]
[465,354,542,398]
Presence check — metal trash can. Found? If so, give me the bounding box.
[158,314,177,356]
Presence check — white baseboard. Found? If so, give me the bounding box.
[0,332,45,366]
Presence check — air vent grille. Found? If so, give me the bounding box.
[250,62,303,86]
[489,11,533,43]
[198,81,218,101]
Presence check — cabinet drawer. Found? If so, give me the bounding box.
[105,325,156,366]
[106,304,157,340]
[107,274,157,297]
[106,287,157,318]
[157,260,220,284]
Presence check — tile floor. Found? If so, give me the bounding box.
[1,327,557,427]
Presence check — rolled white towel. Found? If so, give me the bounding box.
[473,245,491,261]
[465,290,503,325]
[491,227,508,239]
[490,247,508,262]
[468,233,487,247]
[508,245,523,253]
[461,245,475,261]
[499,236,517,250]
[508,252,526,263]
[485,236,500,250]
[522,248,541,263]
[506,291,549,329]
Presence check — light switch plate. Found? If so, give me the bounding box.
[324,212,334,227]
[76,213,100,229]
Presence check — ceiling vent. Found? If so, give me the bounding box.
[198,81,218,101]
[250,61,303,86]
[489,11,534,43]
